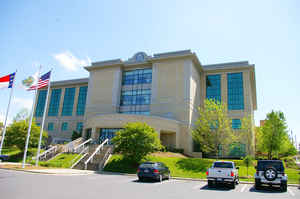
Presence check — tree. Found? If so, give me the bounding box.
[240,115,254,156]
[13,108,29,122]
[4,120,48,151]
[0,122,3,135]
[261,110,290,159]
[112,122,162,162]
[243,155,254,178]
[192,99,235,158]
[71,130,82,141]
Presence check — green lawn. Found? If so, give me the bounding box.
[104,154,300,184]
[2,147,44,162]
[36,153,83,168]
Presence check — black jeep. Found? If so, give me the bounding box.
[254,160,287,192]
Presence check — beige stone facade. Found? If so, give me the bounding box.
[34,50,257,157]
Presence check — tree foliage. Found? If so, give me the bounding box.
[260,110,296,159]
[243,155,254,177]
[13,108,29,122]
[4,120,48,151]
[192,99,235,158]
[112,122,162,162]
[71,130,82,141]
[240,115,254,156]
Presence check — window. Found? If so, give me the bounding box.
[232,119,241,129]
[48,123,54,131]
[229,142,246,157]
[48,89,62,116]
[36,123,40,126]
[227,72,244,110]
[76,122,83,132]
[61,122,68,131]
[122,68,152,85]
[62,87,75,116]
[119,68,152,115]
[206,74,221,102]
[35,90,47,117]
[76,86,88,116]
[99,128,122,144]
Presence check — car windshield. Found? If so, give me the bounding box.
[213,162,233,168]
[257,161,284,172]
[139,163,156,168]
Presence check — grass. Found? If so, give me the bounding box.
[104,153,300,184]
[35,153,83,168]
[2,147,44,162]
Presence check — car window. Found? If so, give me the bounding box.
[257,161,284,172]
[213,162,233,168]
[139,163,155,168]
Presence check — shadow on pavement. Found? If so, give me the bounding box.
[249,186,285,194]
[200,184,233,191]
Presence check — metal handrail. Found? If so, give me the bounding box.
[32,146,58,160]
[63,137,83,152]
[70,146,89,169]
[73,138,92,153]
[84,139,109,170]
[99,146,112,171]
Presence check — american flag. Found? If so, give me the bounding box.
[28,71,51,91]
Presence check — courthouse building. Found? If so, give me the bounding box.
[34,50,257,157]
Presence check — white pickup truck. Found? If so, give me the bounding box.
[206,161,239,189]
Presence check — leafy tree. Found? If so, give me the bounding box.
[261,110,292,159]
[0,122,3,135]
[4,120,48,151]
[240,115,254,156]
[71,130,82,141]
[243,155,254,178]
[192,99,235,158]
[13,108,29,122]
[112,122,162,162]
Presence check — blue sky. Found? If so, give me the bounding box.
[0,0,299,146]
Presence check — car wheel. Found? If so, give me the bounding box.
[236,177,240,184]
[264,167,277,181]
[208,180,213,188]
[280,182,287,192]
[230,182,236,189]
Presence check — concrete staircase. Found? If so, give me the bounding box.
[72,144,113,171]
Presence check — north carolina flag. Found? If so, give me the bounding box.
[0,73,16,89]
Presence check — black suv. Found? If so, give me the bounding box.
[254,160,287,192]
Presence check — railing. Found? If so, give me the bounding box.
[99,146,113,171]
[70,146,89,169]
[63,137,84,153]
[84,139,109,170]
[32,145,58,161]
[73,138,92,153]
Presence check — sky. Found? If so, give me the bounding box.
[0,0,299,146]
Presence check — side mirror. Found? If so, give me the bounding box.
[236,166,239,170]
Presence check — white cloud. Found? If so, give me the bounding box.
[13,97,33,110]
[53,51,91,71]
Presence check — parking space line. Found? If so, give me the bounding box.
[192,184,203,190]
[287,188,295,197]
[240,184,247,192]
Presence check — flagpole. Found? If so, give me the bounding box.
[22,66,41,168]
[0,71,17,155]
[35,69,52,166]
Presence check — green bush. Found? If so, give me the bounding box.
[281,156,298,169]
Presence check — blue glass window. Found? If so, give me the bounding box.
[61,122,68,131]
[36,123,40,126]
[120,111,150,115]
[76,122,83,132]
[48,123,54,131]
[122,68,152,85]
[76,86,88,116]
[206,75,221,102]
[232,119,241,129]
[62,87,76,116]
[99,128,122,144]
[229,142,246,157]
[48,89,62,116]
[120,89,151,106]
[35,90,47,117]
[227,73,244,110]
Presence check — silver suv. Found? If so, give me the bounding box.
[254,160,287,192]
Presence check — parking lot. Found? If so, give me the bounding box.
[0,169,299,199]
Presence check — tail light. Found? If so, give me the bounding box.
[206,171,209,176]
[230,171,234,177]
[256,171,259,175]
[153,169,159,174]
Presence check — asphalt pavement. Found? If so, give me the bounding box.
[0,169,299,199]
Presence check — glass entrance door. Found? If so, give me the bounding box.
[98,128,122,144]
